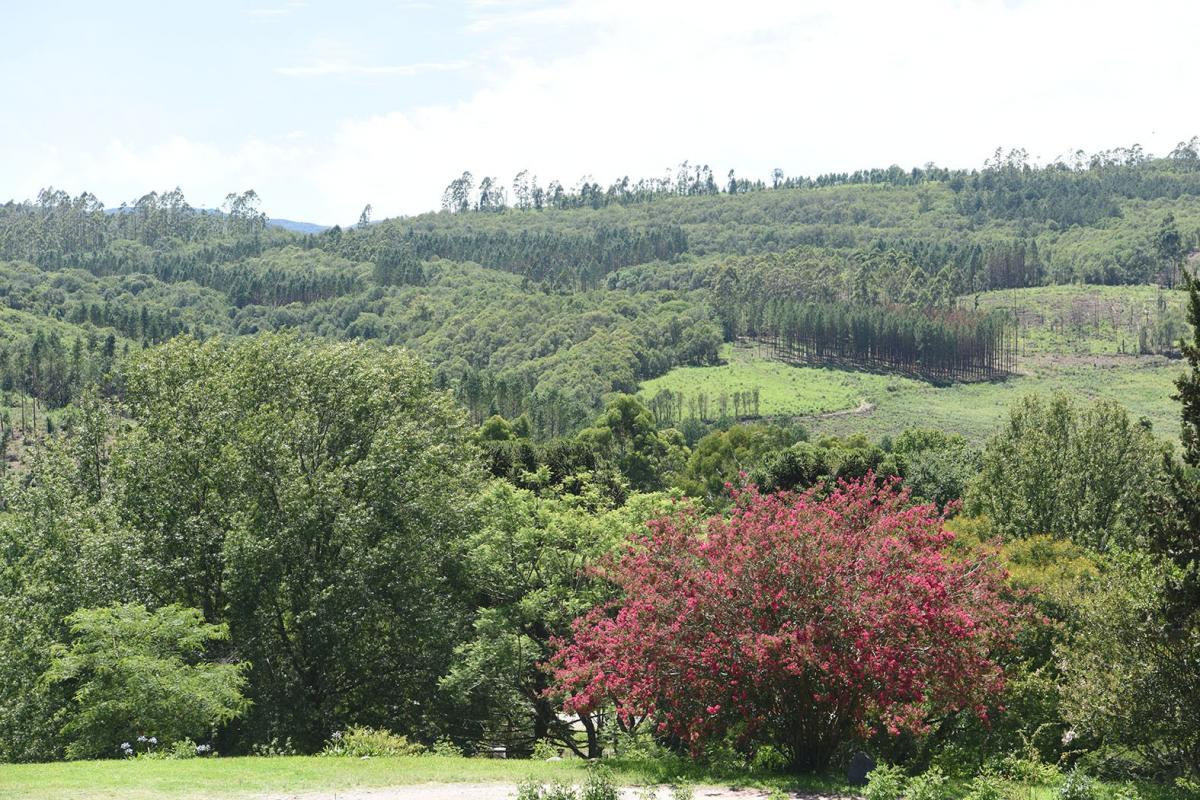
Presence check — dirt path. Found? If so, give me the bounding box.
[259,784,854,800]
[813,399,875,419]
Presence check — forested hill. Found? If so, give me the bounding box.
[2,140,1199,442]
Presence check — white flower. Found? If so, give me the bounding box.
[148,737,157,745]
[137,736,147,743]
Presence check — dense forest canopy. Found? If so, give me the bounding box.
[1,140,1197,440]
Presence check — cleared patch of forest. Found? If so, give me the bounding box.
[641,286,1188,443]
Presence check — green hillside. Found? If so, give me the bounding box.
[3,149,1198,442]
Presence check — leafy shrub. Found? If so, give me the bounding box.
[320,725,425,757]
[750,744,789,772]
[120,736,215,760]
[432,736,465,758]
[1108,783,1141,800]
[160,739,199,760]
[1172,778,1199,798]
[1059,769,1097,800]
[544,780,578,800]
[516,778,546,800]
[580,766,620,800]
[668,782,695,800]
[992,752,1062,785]
[965,771,1011,800]
[907,767,951,800]
[43,604,249,760]
[532,739,563,760]
[613,730,671,763]
[864,763,907,800]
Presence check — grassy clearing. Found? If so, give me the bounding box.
[806,354,1184,444]
[639,343,902,417]
[638,290,1189,445]
[0,755,845,800]
[969,284,1190,356]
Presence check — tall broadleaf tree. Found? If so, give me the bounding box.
[1178,271,1200,466]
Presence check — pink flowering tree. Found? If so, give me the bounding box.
[550,477,1018,772]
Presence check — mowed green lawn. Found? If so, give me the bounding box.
[0,756,606,800]
[0,755,848,800]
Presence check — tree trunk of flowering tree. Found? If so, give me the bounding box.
[579,713,602,759]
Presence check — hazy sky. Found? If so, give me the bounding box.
[2,0,1197,224]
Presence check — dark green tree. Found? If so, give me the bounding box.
[112,334,481,748]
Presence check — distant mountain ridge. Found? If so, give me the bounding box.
[101,206,327,234]
[266,218,328,234]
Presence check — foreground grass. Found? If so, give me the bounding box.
[0,754,847,800]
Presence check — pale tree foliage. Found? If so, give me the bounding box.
[44,604,248,760]
[968,394,1169,550]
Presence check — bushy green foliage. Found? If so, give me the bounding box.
[579,766,620,800]
[864,763,907,800]
[965,771,1012,800]
[544,779,580,800]
[891,427,980,507]
[113,334,480,748]
[992,751,1063,786]
[1060,769,1098,800]
[43,604,248,760]
[1058,554,1200,776]
[516,778,547,800]
[249,737,297,757]
[320,726,425,758]
[907,767,952,800]
[679,422,797,500]
[432,737,465,758]
[668,782,695,800]
[135,738,215,760]
[968,394,1169,549]
[439,480,676,757]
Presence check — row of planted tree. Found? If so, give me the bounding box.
[748,300,1019,383]
[644,386,762,426]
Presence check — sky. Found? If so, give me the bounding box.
[2,0,1197,225]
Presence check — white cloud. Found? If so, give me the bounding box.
[274,59,470,77]
[301,0,1200,222]
[16,0,1200,224]
[246,1,307,18]
[13,136,316,213]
